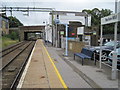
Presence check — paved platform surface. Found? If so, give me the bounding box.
[46,46,92,88]
[17,40,119,89]
[46,43,119,89]
[17,40,65,88]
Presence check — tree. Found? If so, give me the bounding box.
[100,9,113,18]
[82,8,113,34]
[82,9,91,14]
[91,8,101,26]
[8,16,23,28]
[4,31,19,40]
[100,9,113,34]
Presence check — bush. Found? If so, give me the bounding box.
[2,36,19,48]
[9,32,18,40]
[4,32,19,40]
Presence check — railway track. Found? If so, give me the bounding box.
[0,41,26,58]
[1,41,36,89]
[1,41,31,70]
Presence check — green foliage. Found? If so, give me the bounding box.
[4,31,19,40]
[8,16,23,28]
[2,36,19,48]
[2,31,19,48]
[100,9,113,18]
[82,8,115,34]
[9,32,18,40]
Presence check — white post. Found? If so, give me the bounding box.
[52,26,55,46]
[99,25,103,69]
[58,30,60,48]
[47,26,48,44]
[111,0,118,80]
[56,24,57,47]
[46,25,48,45]
[61,35,63,48]
[111,22,118,80]
[65,24,68,56]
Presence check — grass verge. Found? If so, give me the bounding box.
[1,36,19,49]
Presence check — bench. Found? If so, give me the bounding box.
[74,48,94,65]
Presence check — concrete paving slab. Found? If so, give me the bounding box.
[49,46,119,89]
[46,45,119,89]
[46,47,92,88]
[20,40,64,88]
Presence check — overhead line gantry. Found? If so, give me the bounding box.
[0,6,55,16]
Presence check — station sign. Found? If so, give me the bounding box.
[77,27,84,35]
[60,31,64,35]
[93,31,96,35]
[101,12,120,25]
[71,33,75,35]
[54,19,60,24]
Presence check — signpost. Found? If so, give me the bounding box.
[100,1,120,79]
[65,24,68,56]
[54,19,69,56]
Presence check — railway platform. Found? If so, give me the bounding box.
[17,39,119,89]
[46,43,119,89]
[17,39,66,88]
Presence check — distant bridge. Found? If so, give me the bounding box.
[19,25,45,41]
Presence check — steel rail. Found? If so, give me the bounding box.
[0,41,32,71]
[0,41,26,58]
[10,41,35,89]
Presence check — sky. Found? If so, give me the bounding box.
[0,0,119,26]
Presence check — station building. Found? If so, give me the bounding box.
[48,11,89,47]
[45,11,98,51]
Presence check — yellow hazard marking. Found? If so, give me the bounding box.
[42,43,68,90]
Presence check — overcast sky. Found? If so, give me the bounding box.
[0,0,118,26]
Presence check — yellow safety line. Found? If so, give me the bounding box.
[42,43,68,89]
